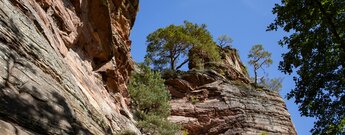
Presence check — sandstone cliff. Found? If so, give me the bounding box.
[167,48,297,135]
[0,0,139,134]
[0,0,298,134]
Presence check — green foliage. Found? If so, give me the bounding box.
[161,69,187,80]
[161,69,176,79]
[248,44,272,86]
[217,34,233,48]
[128,64,180,134]
[189,96,200,104]
[186,21,221,69]
[128,64,170,117]
[183,21,220,63]
[260,131,268,135]
[137,115,180,135]
[145,24,190,71]
[268,0,345,134]
[182,129,189,135]
[258,77,283,92]
[117,129,137,135]
[145,21,221,72]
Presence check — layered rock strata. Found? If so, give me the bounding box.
[0,0,139,134]
[167,48,297,135]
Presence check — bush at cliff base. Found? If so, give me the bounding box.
[128,64,180,135]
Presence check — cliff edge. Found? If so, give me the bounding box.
[167,48,297,135]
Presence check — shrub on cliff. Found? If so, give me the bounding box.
[128,64,180,134]
[137,114,180,135]
[258,77,283,93]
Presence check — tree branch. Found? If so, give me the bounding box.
[176,59,189,70]
[314,0,345,47]
[173,52,181,61]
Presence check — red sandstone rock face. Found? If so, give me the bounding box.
[167,71,297,135]
[0,0,139,134]
[167,49,297,135]
[220,47,251,83]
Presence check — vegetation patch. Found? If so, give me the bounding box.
[128,64,180,135]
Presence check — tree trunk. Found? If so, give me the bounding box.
[254,68,258,88]
[171,57,176,71]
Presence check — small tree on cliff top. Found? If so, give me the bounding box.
[184,21,221,69]
[145,24,191,71]
[145,21,220,72]
[248,44,272,87]
[217,34,233,48]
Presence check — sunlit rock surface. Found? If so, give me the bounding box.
[167,48,297,135]
[0,0,139,134]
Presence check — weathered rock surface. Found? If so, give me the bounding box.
[0,0,139,134]
[167,48,297,135]
[0,0,297,134]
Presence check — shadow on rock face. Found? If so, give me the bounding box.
[0,86,93,134]
[0,16,92,135]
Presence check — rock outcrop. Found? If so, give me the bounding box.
[0,0,297,134]
[167,48,297,135]
[0,0,139,134]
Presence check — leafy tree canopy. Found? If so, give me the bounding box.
[145,21,221,72]
[145,24,191,71]
[268,0,345,134]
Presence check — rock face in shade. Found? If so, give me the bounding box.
[166,48,297,135]
[0,0,139,134]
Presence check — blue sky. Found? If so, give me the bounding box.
[130,0,314,134]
